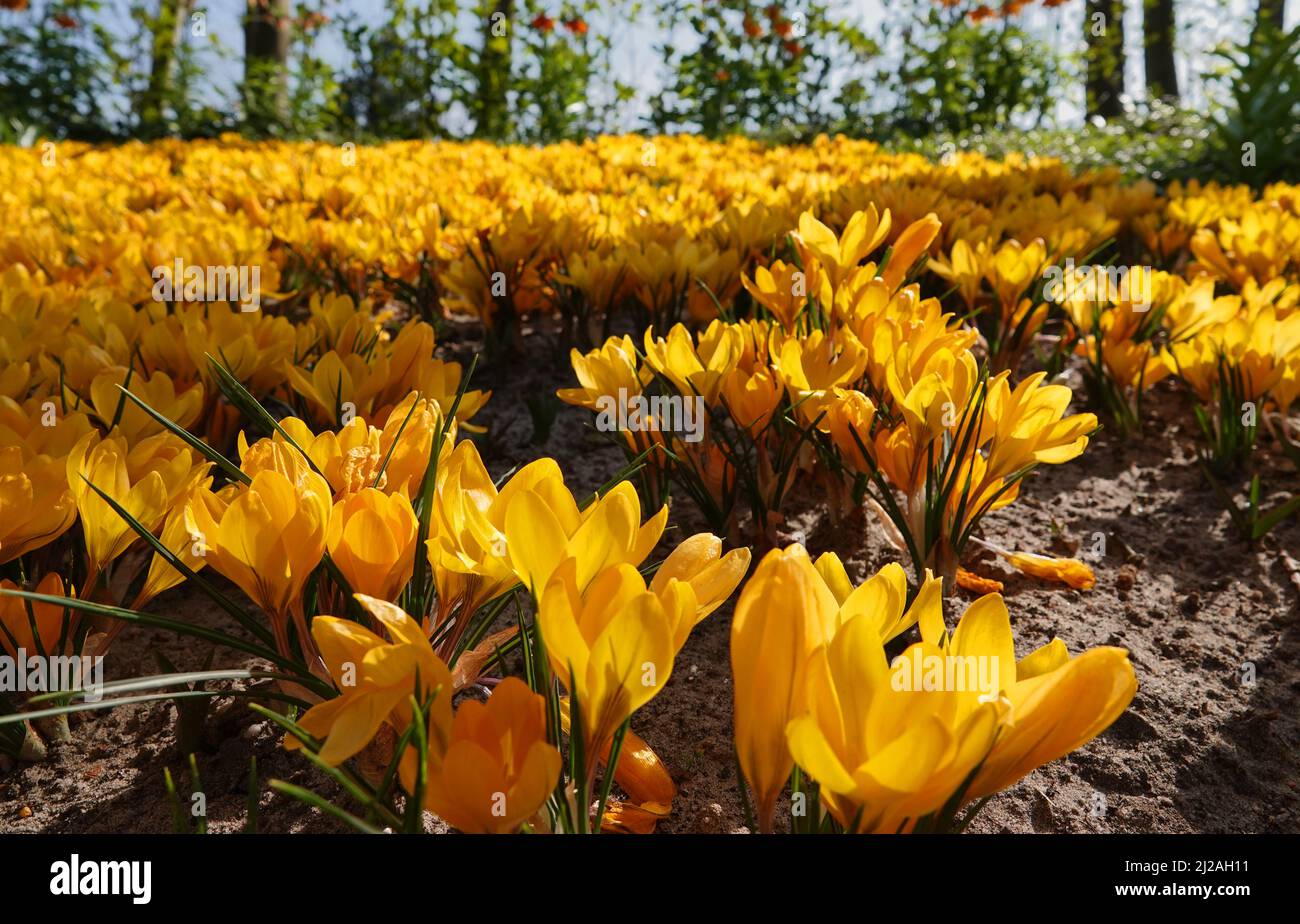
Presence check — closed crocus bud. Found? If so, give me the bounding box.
[872,424,921,495]
[327,487,418,601]
[187,444,330,631]
[538,559,674,762]
[730,544,837,832]
[0,573,70,657]
[424,678,560,834]
[66,431,173,585]
[720,367,783,438]
[133,482,225,610]
[427,439,530,619]
[880,213,942,292]
[376,393,449,498]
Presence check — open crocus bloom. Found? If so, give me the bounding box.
[785,587,1137,832]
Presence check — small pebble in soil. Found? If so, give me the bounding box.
[690,802,725,834]
[1115,564,1137,596]
[18,805,32,818]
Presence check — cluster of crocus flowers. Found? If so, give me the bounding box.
[282,519,748,835]
[1163,296,1300,429]
[0,250,489,708]
[564,206,1100,586]
[6,140,1295,480]
[4,139,1295,357]
[3,134,1297,817]
[930,237,1053,373]
[733,545,1137,833]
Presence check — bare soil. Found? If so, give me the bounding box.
[3,317,1298,834]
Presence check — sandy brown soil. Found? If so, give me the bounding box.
[3,317,1298,835]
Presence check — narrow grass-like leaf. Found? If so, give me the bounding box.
[115,384,248,485]
[268,781,383,834]
[80,475,274,647]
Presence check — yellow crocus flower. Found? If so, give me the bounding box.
[327,487,418,601]
[186,441,331,654]
[422,677,561,834]
[879,213,942,292]
[740,260,812,332]
[0,447,77,565]
[88,367,204,443]
[505,477,667,596]
[65,432,183,586]
[794,207,891,292]
[537,558,675,763]
[982,371,1097,480]
[427,440,558,621]
[642,321,741,405]
[731,544,838,832]
[132,482,228,610]
[556,335,650,412]
[772,329,868,426]
[810,554,943,642]
[648,532,750,649]
[288,594,453,768]
[786,584,1136,832]
[818,388,876,471]
[786,615,1002,833]
[915,593,1137,803]
[0,573,71,657]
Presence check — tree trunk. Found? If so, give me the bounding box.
[141,0,192,135]
[243,0,292,129]
[1142,0,1178,101]
[475,0,513,139]
[1251,0,1288,45]
[1085,0,1127,119]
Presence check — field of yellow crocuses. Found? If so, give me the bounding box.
[1,135,1298,837]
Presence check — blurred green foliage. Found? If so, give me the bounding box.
[870,2,1062,140]
[1202,22,1300,187]
[646,0,878,139]
[897,101,1213,184]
